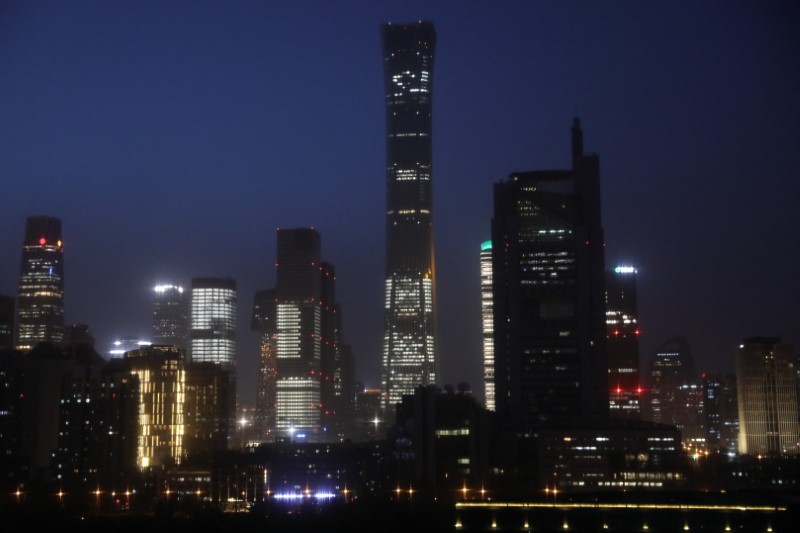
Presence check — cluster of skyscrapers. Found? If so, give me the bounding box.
[1,21,798,506]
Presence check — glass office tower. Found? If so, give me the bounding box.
[16,216,64,351]
[380,21,438,410]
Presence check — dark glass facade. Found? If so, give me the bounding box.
[605,266,642,418]
[491,119,608,429]
[16,216,64,351]
[152,284,189,350]
[381,21,438,409]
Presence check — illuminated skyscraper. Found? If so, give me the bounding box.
[491,119,608,429]
[15,216,64,351]
[125,345,186,469]
[275,229,322,439]
[736,337,799,456]
[252,288,277,441]
[190,278,236,367]
[153,284,189,350]
[480,241,495,411]
[381,21,438,410]
[605,265,642,418]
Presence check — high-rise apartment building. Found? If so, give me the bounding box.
[736,337,799,456]
[15,216,64,351]
[274,229,322,439]
[381,21,439,410]
[480,241,495,411]
[153,284,189,350]
[605,266,642,418]
[491,119,608,430]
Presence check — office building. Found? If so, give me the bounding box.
[125,345,186,469]
[736,338,799,456]
[153,284,189,350]
[480,241,495,411]
[490,119,608,430]
[190,278,237,368]
[15,216,64,351]
[274,229,322,439]
[605,265,642,418]
[381,21,439,410]
[184,361,231,456]
[252,288,278,442]
[645,336,704,445]
[702,373,738,454]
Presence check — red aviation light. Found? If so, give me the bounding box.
[38,237,46,245]
[634,329,640,336]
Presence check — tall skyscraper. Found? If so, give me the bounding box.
[735,337,799,456]
[252,288,278,442]
[702,372,738,454]
[605,265,642,418]
[152,284,189,350]
[274,229,322,439]
[125,345,186,469]
[491,119,608,429]
[190,278,237,367]
[645,336,698,423]
[15,216,64,351]
[381,21,439,410]
[480,241,495,411]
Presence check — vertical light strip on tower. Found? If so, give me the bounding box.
[380,21,438,410]
[480,241,495,411]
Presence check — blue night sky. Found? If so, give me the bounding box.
[1,1,798,404]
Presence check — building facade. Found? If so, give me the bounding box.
[736,338,799,456]
[605,265,642,418]
[480,241,495,411]
[252,288,278,442]
[0,295,13,350]
[153,284,189,350]
[490,119,608,430]
[381,21,439,410]
[274,229,322,439]
[15,216,64,351]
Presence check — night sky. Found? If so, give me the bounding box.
[2,1,798,405]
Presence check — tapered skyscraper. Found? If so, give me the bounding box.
[16,216,64,351]
[381,21,438,410]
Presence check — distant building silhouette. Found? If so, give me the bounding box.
[491,119,608,430]
[252,288,278,442]
[0,295,13,350]
[702,372,738,454]
[15,216,64,351]
[605,266,642,418]
[381,21,439,411]
[736,337,799,456]
[152,284,189,350]
[645,336,704,445]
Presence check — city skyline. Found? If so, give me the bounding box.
[1,2,798,405]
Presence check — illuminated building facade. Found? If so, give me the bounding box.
[15,216,64,351]
[125,345,186,469]
[190,278,237,367]
[480,241,495,411]
[381,21,439,410]
[645,337,701,439]
[605,266,641,418]
[0,295,13,350]
[274,229,322,439]
[491,119,609,430]
[736,337,799,456]
[252,288,278,441]
[153,284,189,350]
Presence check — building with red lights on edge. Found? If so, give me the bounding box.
[605,265,642,419]
[15,216,64,351]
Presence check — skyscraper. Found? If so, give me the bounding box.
[190,278,237,367]
[480,241,495,411]
[274,229,322,439]
[152,284,189,350]
[15,216,64,351]
[381,21,438,410]
[0,295,13,350]
[491,119,608,429]
[252,288,277,442]
[736,337,799,456]
[605,265,642,418]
